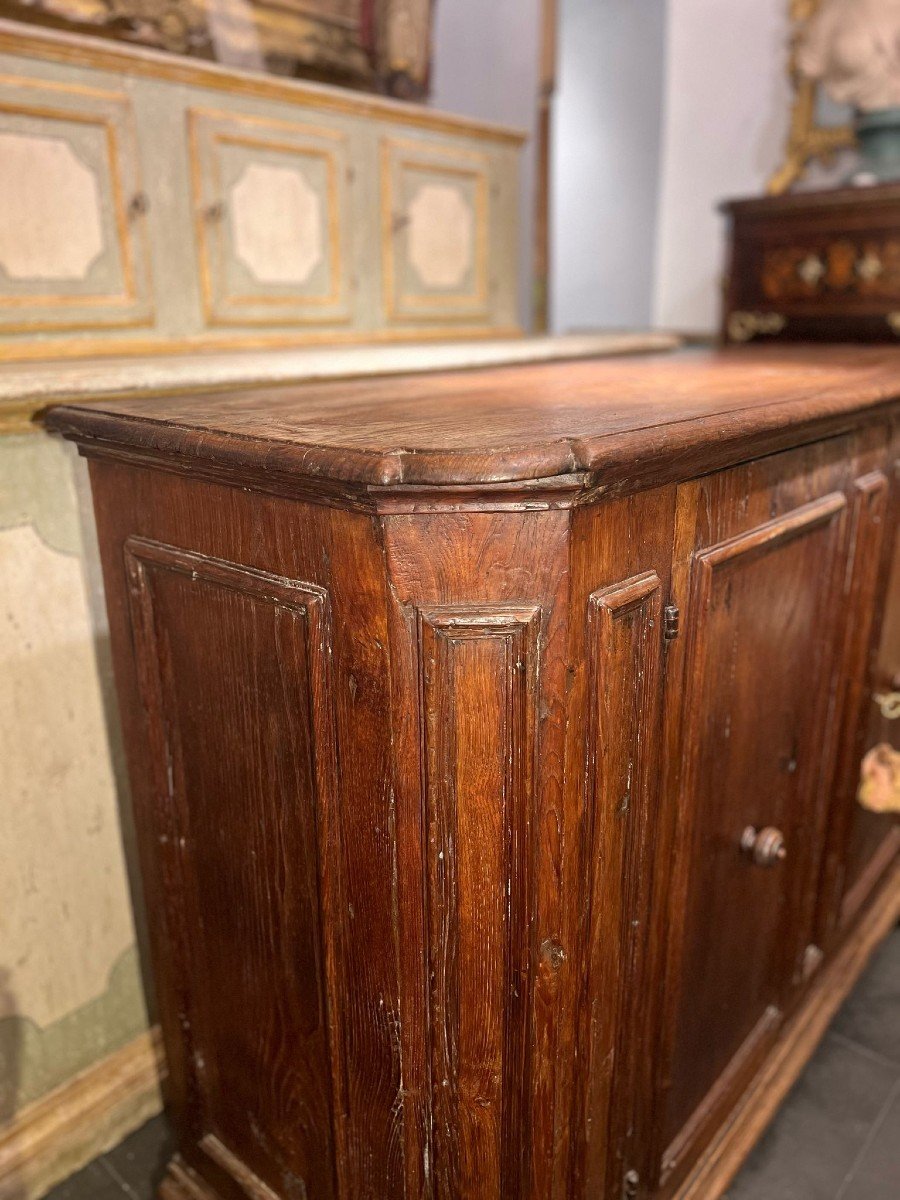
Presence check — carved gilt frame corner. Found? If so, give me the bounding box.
[767,0,855,194]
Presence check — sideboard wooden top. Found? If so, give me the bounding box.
[45,346,900,494]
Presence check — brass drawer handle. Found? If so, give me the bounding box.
[740,825,787,867]
[874,691,900,719]
[727,310,786,343]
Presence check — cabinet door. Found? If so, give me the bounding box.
[0,73,153,334]
[655,443,855,1194]
[188,107,353,329]
[817,439,900,938]
[379,135,493,327]
[841,520,900,920]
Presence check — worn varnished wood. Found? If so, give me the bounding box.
[564,486,676,1200]
[662,477,851,1184]
[46,347,900,1200]
[44,346,900,492]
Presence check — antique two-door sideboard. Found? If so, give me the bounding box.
[46,347,900,1200]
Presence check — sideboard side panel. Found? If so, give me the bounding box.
[124,539,339,1199]
[84,461,405,1199]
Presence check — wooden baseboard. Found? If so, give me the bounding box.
[160,1158,223,1200]
[0,1027,165,1200]
[674,862,900,1200]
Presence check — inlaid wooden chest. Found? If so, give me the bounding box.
[47,347,900,1199]
[722,186,900,345]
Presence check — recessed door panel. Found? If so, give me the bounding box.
[662,482,850,1179]
[125,538,342,1200]
[380,135,491,325]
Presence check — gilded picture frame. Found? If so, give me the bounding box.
[768,0,855,194]
[0,0,434,98]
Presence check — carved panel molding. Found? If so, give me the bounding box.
[417,604,540,1198]
[124,537,347,1198]
[575,572,664,1196]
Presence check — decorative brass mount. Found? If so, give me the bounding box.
[727,311,787,343]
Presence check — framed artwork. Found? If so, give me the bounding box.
[0,0,434,97]
[767,0,855,193]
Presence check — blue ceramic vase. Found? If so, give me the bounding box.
[852,107,900,183]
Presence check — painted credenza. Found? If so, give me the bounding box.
[0,19,523,364]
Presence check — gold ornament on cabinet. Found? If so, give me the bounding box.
[858,742,900,814]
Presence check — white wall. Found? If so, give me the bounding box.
[653,0,792,332]
[433,1,806,337]
[551,0,668,332]
[430,0,542,329]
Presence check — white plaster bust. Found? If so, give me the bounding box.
[797,0,900,110]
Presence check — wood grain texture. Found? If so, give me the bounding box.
[50,352,900,1200]
[419,605,539,1199]
[669,497,848,1157]
[125,538,342,1198]
[382,509,571,1200]
[578,570,664,1199]
[44,346,900,491]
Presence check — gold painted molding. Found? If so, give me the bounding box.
[0,92,147,325]
[0,19,526,147]
[188,107,348,328]
[0,1026,165,1200]
[380,136,491,323]
[768,0,855,195]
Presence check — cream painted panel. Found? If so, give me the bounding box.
[0,133,103,281]
[0,75,154,334]
[0,30,522,359]
[408,182,475,289]
[0,441,137,1029]
[380,134,492,324]
[188,106,353,328]
[231,163,323,286]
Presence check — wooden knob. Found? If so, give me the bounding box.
[740,825,787,867]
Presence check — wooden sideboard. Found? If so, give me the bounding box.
[46,346,900,1200]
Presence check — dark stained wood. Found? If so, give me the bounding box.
[382,510,571,1200]
[662,462,852,1182]
[722,185,900,344]
[46,347,900,1200]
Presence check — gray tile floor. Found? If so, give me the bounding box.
[726,927,900,1200]
[47,929,900,1200]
